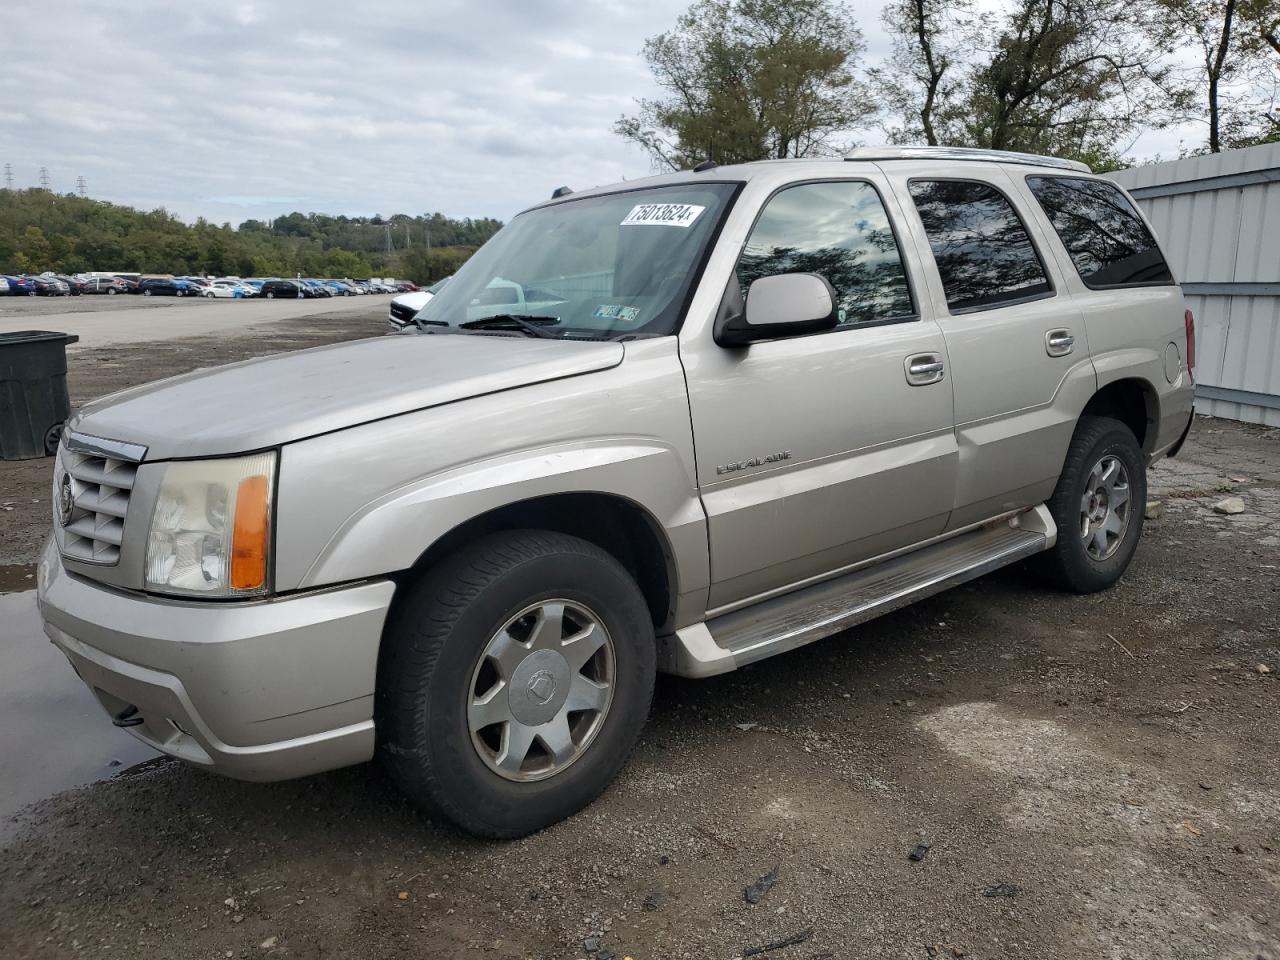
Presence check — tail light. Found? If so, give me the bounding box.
[1184,309,1196,383]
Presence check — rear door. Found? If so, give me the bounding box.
[684,176,957,610]
[880,162,1098,529]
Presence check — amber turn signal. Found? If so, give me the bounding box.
[230,474,270,590]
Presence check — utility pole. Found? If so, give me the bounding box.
[384,223,393,254]
[39,166,50,190]
[2,163,12,190]
[404,223,410,250]
[76,176,87,198]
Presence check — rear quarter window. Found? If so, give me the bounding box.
[1026,176,1174,288]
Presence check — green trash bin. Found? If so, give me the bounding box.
[0,330,80,460]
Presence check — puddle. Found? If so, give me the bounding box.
[0,590,157,839]
[0,563,37,594]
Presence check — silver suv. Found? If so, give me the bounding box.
[38,147,1195,837]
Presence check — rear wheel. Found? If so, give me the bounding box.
[377,531,655,838]
[266,291,275,299]
[142,289,152,296]
[1038,416,1146,593]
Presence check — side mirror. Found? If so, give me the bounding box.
[714,273,837,347]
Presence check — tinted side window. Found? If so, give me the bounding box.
[737,181,914,327]
[908,179,1051,312]
[1026,176,1174,287]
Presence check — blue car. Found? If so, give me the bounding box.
[4,275,37,296]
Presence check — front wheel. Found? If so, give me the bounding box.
[142,289,152,296]
[106,287,117,295]
[377,531,656,838]
[1038,416,1146,593]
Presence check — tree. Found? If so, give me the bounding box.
[14,225,53,273]
[0,188,500,282]
[871,0,977,145]
[962,0,1179,160]
[876,0,1181,165]
[615,0,876,169]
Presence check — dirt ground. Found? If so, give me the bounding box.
[1,309,1277,960]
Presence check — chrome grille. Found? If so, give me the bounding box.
[54,432,146,565]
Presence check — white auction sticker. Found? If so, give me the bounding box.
[620,203,706,228]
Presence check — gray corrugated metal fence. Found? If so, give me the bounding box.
[1108,143,1280,427]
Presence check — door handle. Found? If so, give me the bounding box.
[905,354,945,385]
[1046,329,1075,357]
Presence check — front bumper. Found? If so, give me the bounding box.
[37,540,396,781]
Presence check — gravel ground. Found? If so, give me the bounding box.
[0,309,1277,959]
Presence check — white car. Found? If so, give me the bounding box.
[387,277,450,331]
[203,280,254,299]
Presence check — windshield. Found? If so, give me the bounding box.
[413,183,739,339]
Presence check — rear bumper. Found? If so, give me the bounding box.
[37,540,395,781]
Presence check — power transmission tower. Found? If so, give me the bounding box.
[39,166,50,190]
[2,163,12,190]
[76,176,87,198]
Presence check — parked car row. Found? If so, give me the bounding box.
[1,273,417,299]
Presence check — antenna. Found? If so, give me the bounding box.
[39,166,50,190]
[76,176,87,198]
[2,163,12,190]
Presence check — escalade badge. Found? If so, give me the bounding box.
[57,473,74,527]
[716,450,792,476]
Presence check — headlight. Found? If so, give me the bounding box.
[144,452,275,597]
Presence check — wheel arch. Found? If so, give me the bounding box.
[395,492,679,635]
[1081,377,1159,453]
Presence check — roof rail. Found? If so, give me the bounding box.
[844,146,1091,173]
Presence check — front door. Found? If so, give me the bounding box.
[683,177,958,611]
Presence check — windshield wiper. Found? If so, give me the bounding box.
[459,314,562,339]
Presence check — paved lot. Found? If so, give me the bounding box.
[0,310,1276,959]
[0,293,387,349]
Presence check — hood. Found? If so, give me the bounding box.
[392,290,432,310]
[73,333,624,460]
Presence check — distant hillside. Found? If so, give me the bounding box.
[0,189,502,282]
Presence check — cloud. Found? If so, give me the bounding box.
[0,0,1201,227]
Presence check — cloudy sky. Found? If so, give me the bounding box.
[0,0,1198,226]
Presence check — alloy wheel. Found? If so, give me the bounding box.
[1079,454,1130,560]
[467,599,615,782]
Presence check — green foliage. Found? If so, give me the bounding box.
[615,0,875,169]
[906,0,1180,164]
[0,189,502,283]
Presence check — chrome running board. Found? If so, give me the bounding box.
[662,505,1055,677]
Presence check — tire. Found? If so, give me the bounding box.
[377,530,656,839]
[142,289,152,296]
[1038,416,1146,593]
[106,287,117,295]
[43,422,63,456]
[266,291,275,299]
